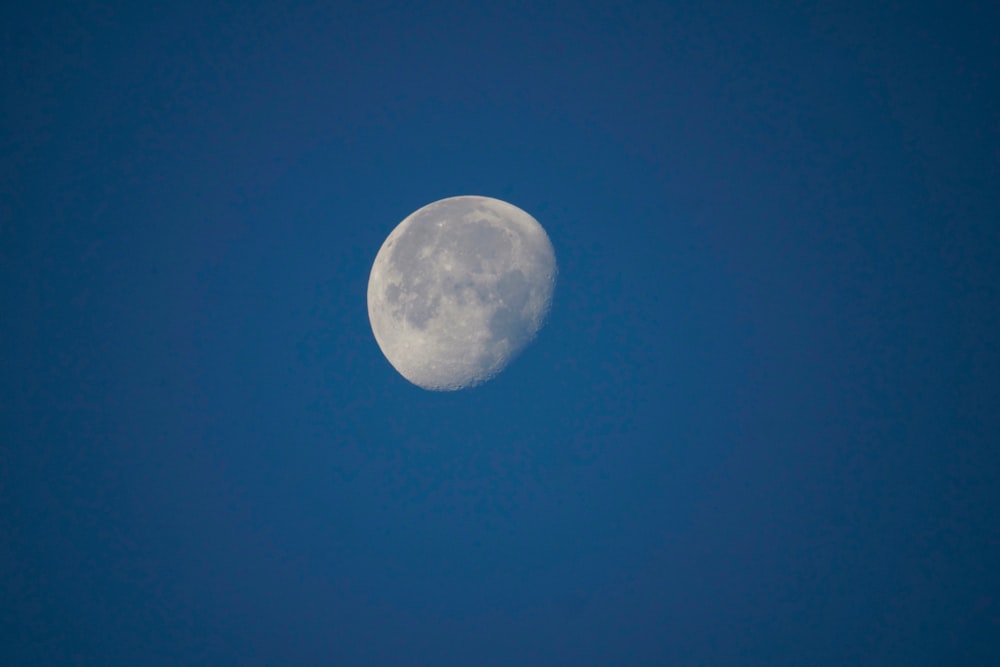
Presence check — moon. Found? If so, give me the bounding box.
[367,195,557,391]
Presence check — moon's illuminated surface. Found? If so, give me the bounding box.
[367,195,557,391]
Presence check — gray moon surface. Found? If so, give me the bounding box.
[367,195,557,391]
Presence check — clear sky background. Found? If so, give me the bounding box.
[3,1,998,664]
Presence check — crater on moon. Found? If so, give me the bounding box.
[367,195,557,391]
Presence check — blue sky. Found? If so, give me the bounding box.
[3,1,998,664]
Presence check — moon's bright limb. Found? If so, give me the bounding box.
[367,195,557,391]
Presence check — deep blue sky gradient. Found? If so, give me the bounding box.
[3,1,999,664]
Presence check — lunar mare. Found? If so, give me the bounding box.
[367,195,556,390]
